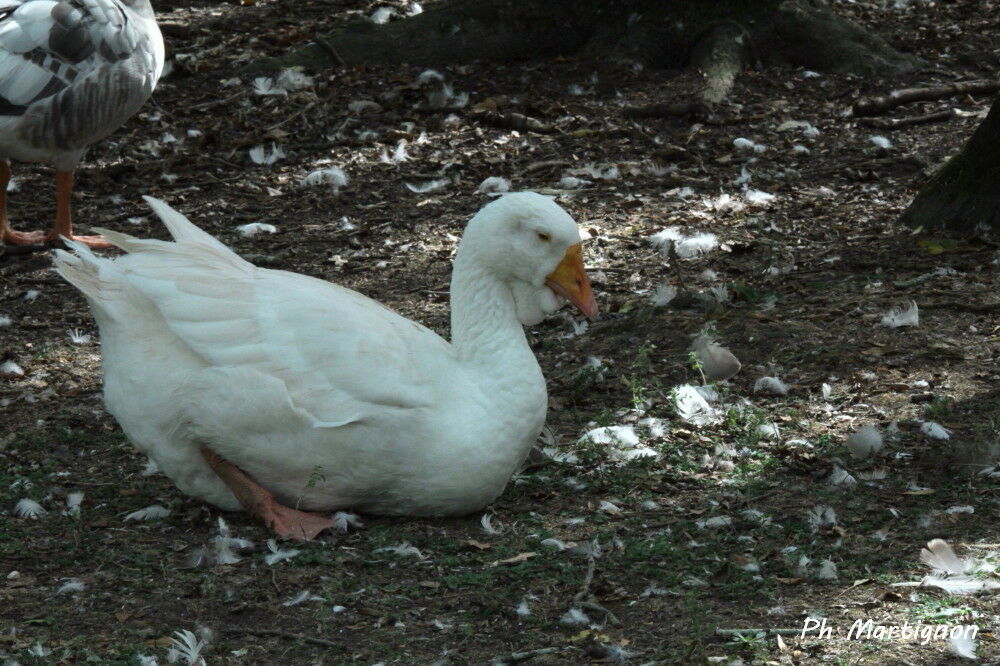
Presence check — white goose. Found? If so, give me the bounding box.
[55,193,598,540]
[0,0,163,247]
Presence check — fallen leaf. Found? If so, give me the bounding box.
[488,552,537,568]
[775,577,804,585]
[464,539,492,550]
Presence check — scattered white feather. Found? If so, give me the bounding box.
[167,629,207,666]
[744,189,776,206]
[28,643,51,657]
[756,423,781,440]
[558,175,588,189]
[252,77,286,96]
[348,99,382,115]
[578,425,648,462]
[391,139,410,162]
[370,6,393,23]
[265,539,301,565]
[817,560,839,580]
[375,542,425,558]
[276,69,314,91]
[14,498,46,518]
[754,376,789,396]
[829,465,857,488]
[913,574,1000,595]
[950,635,979,660]
[560,607,590,625]
[57,578,86,594]
[792,144,811,154]
[598,500,622,514]
[650,283,677,306]
[869,135,892,149]
[282,590,323,607]
[249,144,285,165]
[858,469,888,481]
[846,425,883,459]
[803,124,821,138]
[514,597,533,616]
[477,176,511,195]
[1,360,25,376]
[678,233,719,258]
[0,314,11,327]
[920,421,951,440]
[945,505,974,515]
[66,328,91,344]
[416,69,445,85]
[480,513,502,535]
[236,223,277,238]
[880,300,919,327]
[674,384,722,425]
[776,120,812,132]
[405,1,423,15]
[332,511,364,533]
[142,458,160,476]
[65,492,84,516]
[807,504,837,531]
[692,335,741,381]
[405,178,449,193]
[24,289,40,302]
[540,538,570,551]
[920,539,971,575]
[210,519,252,565]
[300,167,349,192]
[572,163,619,180]
[696,515,732,529]
[124,504,171,522]
[707,193,745,215]
[649,227,718,258]
[732,137,757,152]
[639,417,666,438]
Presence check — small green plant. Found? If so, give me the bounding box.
[923,395,956,420]
[295,465,326,510]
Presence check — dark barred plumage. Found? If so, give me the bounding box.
[0,0,161,164]
[0,0,161,246]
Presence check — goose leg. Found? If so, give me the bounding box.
[200,447,336,541]
[0,161,45,245]
[43,170,112,248]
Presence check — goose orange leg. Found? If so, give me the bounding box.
[200,447,336,541]
[0,162,44,245]
[43,170,112,248]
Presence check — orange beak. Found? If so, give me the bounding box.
[545,243,598,320]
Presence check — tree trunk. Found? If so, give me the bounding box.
[255,0,917,79]
[900,96,1000,235]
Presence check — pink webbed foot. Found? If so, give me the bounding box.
[43,232,113,249]
[1,228,46,245]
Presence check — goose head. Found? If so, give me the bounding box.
[460,192,598,325]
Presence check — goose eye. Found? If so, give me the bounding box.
[536,232,551,242]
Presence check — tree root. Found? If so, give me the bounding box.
[859,109,957,130]
[854,80,1000,117]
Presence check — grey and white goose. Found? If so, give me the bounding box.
[0,0,162,247]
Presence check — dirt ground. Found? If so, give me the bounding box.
[1,0,999,663]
